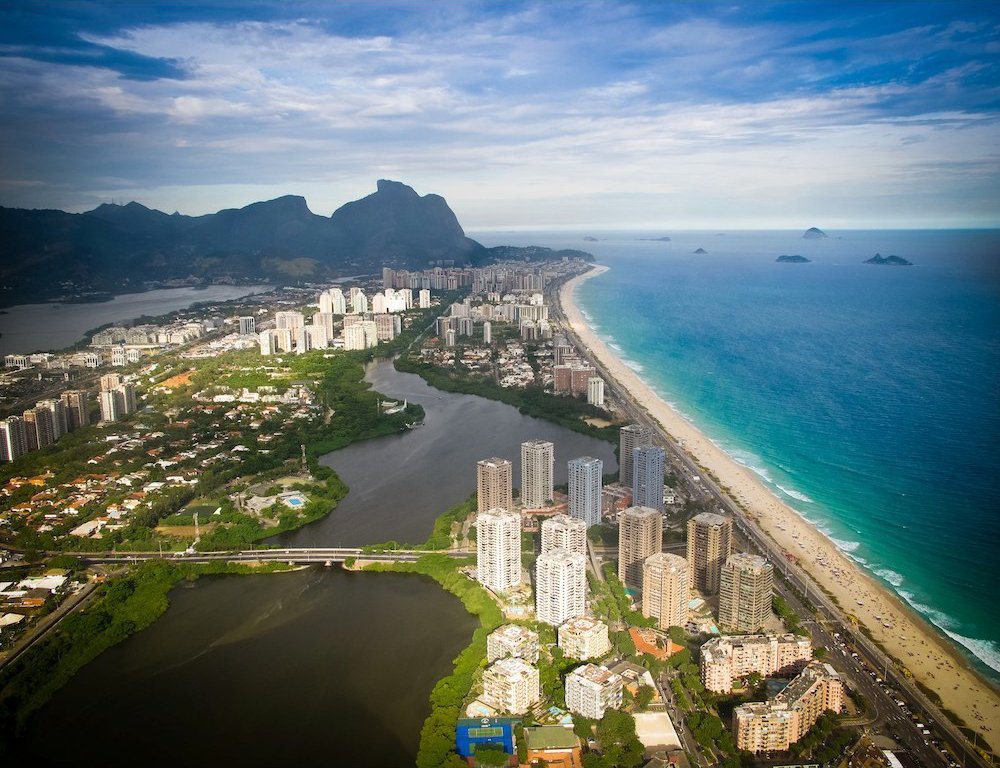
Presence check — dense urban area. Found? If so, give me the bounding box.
[0,258,992,768]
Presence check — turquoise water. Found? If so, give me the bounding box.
[473,229,1000,681]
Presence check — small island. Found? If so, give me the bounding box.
[693,247,708,254]
[638,236,672,242]
[583,236,599,242]
[802,227,828,239]
[776,254,811,263]
[865,253,912,266]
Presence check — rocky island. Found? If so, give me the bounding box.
[693,247,708,254]
[583,236,599,242]
[638,236,672,241]
[803,227,828,239]
[776,254,811,263]
[865,253,913,266]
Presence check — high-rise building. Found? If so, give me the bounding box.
[0,417,28,463]
[535,548,586,626]
[275,311,305,331]
[558,616,612,660]
[587,377,604,407]
[329,288,347,315]
[60,390,90,430]
[36,399,67,440]
[618,506,662,591]
[99,383,137,423]
[418,288,431,309]
[540,514,587,556]
[632,445,665,512]
[238,316,256,335]
[619,424,653,486]
[483,320,492,344]
[100,373,122,392]
[477,507,521,593]
[487,624,540,664]
[686,512,733,594]
[352,291,368,314]
[642,553,689,630]
[521,440,554,509]
[567,456,602,527]
[565,664,623,720]
[477,457,513,514]
[719,553,774,633]
[700,634,812,694]
[733,662,843,753]
[482,657,540,715]
[22,406,55,450]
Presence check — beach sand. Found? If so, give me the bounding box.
[560,264,1000,752]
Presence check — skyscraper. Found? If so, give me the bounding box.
[520,440,554,509]
[587,377,604,407]
[540,514,587,556]
[535,548,586,626]
[60,390,90,430]
[238,316,256,335]
[719,553,774,633]
[642,553,689,630]
[619,424,653,485]
[687,512,733,594]
[618,506,662,591]
[477,507,522,593]
[632,445,665,512]
[568,456,603,527]
[0,416,28,463]
[477,457,513,514]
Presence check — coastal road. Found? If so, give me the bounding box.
[549,270,986,768]
[69,547,474,565]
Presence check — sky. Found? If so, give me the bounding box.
[0,1,997,228]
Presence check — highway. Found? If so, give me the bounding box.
[68,547,474,565]
[548,270,986,768]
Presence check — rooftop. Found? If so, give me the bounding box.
[524,725,580,751]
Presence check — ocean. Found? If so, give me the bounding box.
[472,228,1000,682]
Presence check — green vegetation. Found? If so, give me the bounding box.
[788,711,854,762]
[772,594,807,636]
[0,559,293,749]
[395,356,616,443]
[363,554,503,768]
[583,710,644,768]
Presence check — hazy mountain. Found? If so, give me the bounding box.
[0,180,488,303]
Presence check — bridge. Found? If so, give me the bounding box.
[70,547,474,566]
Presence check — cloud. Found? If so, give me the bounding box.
[0,1,997,227]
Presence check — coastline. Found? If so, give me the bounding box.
[559,264,1000,753]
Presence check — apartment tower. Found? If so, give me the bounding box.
[567,456,603,527]
[619,423,652,486]
[632,445,665,512]
[477,457,514,514]
[520,440,555,509]
[535,548,586,626]
[719,553,775,633]
[618,506,662,591]
[642,553,689,630]
[687,512,733,594]
[476,508,522,593]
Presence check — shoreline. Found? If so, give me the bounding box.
[559,264,1000,753]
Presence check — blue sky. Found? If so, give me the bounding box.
[0,1,997,227]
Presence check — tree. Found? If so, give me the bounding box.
[473,746,510,767]
[595,710,644,768]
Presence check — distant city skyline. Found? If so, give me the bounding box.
[1,1,997,228]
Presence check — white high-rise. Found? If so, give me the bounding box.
[565,664,624,720]
[520,439,554,509]
[535,548,586,626]
[418,288,431,309]
[329,288,347,315]
[587,377,605,407]
[618,506,662,591]
[540,514,587,556]
[568,456,603,527]
[477,508,522,593]
[642,553,689,630]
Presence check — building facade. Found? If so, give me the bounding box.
[587,376,605,407]
[558,616,612,660]
[686,512,733,594]
[521,439,555,509]
[567,456,603,527]
[540,514,587,556]
[718,553,775,633]
[642,552,689,630]
[477,457,514,514]
[618,506,662,591]
[482,657,541,715]
[535,548,586,626]
[565,664,624,720]
[487,624,540,664]
[700,634,812,694]
[477,507,522,593]
[632,445,665,512]
[619,424,653,486]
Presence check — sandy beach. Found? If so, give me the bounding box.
[560,264,1000,753]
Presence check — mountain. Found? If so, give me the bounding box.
[865,253,912,266]
[776,254,811,263]
[0,180,486,304]
[802,227,828,239]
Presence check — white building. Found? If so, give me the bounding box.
[343,321,378,350]
[567,456,603,527]
[535,548,586,626]
[540,514,587,556]
[238,316,256,335]
[482,657,540,715]
[587,376,605,407]
[487,624,540,664]
[352,291,368,314]
[558,616,612,660]
[520,439,554,509]
[275,311,305,331]
[419,288,431,309]
[477,507,522,593]
[565,664,623,720]
[483,320,492,344]
[701,634,812,694]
